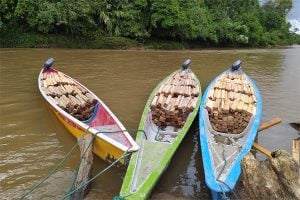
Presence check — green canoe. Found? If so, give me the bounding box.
[119,60,201,199]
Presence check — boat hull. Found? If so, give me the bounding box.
[120,69,201,199]
[38,67,139,166]
[199,68,262,197]
[50,105,126,165]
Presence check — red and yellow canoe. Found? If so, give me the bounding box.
[38,58,139,165]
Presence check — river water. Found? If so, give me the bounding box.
[0,47,299,199]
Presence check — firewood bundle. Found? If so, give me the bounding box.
[150,70,200,128]
[205,73,257,134]
[42,72,97,121]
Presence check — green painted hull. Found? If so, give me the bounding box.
[119,69,201,199]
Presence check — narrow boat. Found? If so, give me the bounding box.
[119,59,201,199]
[38,58,139,165]
[199,60,262,198]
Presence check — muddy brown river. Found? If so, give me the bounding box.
[1,47,299,199]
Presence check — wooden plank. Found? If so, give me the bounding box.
[292,139,300,164]
[258,118,282,132]
[252,143,272,158]
[70,134,93,200]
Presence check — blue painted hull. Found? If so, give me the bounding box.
[198,68,262,199]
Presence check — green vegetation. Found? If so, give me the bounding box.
[0,0,298,49]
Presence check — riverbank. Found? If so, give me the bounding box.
[1,31,300,50]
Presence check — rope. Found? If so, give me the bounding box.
[20,128,144,199]
[59,150,131,200]
[19,142,79,200]
[66,128,145,195]
[113,193,134,200]
[216,144,239,200]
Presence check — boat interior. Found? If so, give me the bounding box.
[144,69,200,143]
[205,71,257,137]
[41,69,132,148]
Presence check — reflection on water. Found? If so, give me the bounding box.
[0,47,299,199]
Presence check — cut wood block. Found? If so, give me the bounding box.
[206,99,214,113]
[221,89,226,99]
[151,95,159,109]
[242,103,249,115]
[237,101,244,112]
[234,92,241,101]
[165,95,172,107]
[213,99,221,111]
[190,97,197,111]
[174,95,182,109]
[223,99,230,114]
[85,93,95,103]
[214,89,221,99]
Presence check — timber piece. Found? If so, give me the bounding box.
[214,81,222,89]
[236,100,244,112]
[77,85,87,94]
[222,99,230,114]
[205,99,214,113]
[252,95,257,104]
[253,143,272,158]
[214,89,221,99]
[69,95,80,106]
[85,93,95,103]
[78,92,89,102]
[208,89,214,100]
[43,80,48,88]
[292,139,300,164]
[70,134,93,200]
[151,95,159,109]
[57,96,67,108]
[75,95,87,107]
[174,95,182,109]
[258,117,282,132]
[221,89,226,99]
[230,100,239,112]
[164,95,172,107]
[228,91,234,101]
[237,150,300,200]
[213,99,221,111]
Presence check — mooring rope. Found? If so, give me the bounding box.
[20,128,145,199]
[59,150,132,200]
[216,144,239,200]
[20,142,79,200]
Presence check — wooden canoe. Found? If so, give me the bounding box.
[119,59,201,199]
[199,60,262,198]
[38,58,139,166]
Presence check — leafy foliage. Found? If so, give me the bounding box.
[0,0,295,47]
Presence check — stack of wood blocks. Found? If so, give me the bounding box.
[150,70,200,128]
[42,72,97,121]
[205,73,256,134]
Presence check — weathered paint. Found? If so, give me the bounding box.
[120,69,202,199]
[38,68,139,166]
[198,68,262,199]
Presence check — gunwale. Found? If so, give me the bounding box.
[199,68,262,193]
[38,68,139,155]
[120,68,201,199]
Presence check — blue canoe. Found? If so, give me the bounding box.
[199,61,262,199]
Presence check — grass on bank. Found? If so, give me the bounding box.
[1,30,300,50]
